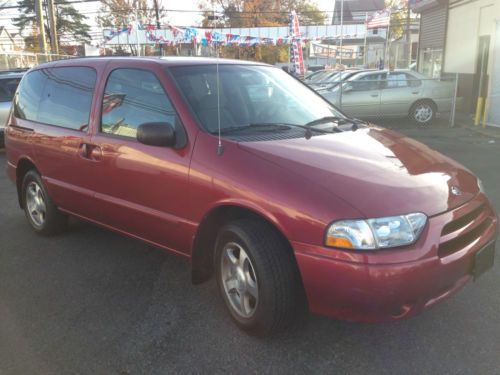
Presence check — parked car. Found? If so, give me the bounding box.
[317,69,454,125]
[308,69,366,89]
[0,70,24,147]
[303,69,335,84]
[5,58,497,336]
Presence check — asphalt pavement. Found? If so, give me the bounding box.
[1,123,499,374]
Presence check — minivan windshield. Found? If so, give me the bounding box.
[168,64,345,134]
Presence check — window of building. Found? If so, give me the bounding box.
[419,48,443,78]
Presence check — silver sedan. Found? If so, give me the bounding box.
[317,70,454,125]
[0,71,24,147]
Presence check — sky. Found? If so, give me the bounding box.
[0,0,337,43]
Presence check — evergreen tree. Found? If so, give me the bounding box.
[13,0,91,49]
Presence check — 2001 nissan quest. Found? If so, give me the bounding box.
[5,57,498,336]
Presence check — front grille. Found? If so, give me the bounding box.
[442,204,485,236]
[438,204,491,258]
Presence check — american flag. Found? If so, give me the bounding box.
[366,9,391,29]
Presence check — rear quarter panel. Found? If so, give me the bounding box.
[424,80,454,112]
[5,118,36,183]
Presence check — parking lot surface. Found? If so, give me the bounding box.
[1,123,499,374]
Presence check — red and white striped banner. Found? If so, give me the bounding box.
[288,11,305,76]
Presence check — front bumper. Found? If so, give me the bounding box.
[293,195,498,323]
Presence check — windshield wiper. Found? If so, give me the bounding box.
[211,122,339,135]
[305,116,348,127]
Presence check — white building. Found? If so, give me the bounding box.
[444,0,500,127]
[0,27,24,53]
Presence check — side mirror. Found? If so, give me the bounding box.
[137,122,176,147]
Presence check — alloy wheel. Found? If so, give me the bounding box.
[26,181,47,228]
[414,103,433,124]
[220,242,259,318]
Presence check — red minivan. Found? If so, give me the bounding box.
[5,57,498,336]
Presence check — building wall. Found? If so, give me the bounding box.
[444,0,498,75]
[444,0,500,126]
[487,21,500,127]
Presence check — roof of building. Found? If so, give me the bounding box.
[334,0,385,13]
[332,0,386,25]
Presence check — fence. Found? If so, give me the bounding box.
[0,52,74,70]
[304,72,459,128]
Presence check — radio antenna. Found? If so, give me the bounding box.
[214,8,224,156]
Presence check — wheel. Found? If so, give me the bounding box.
[22,170,67,235]
[409,100,436,125]
[215,219,306,336]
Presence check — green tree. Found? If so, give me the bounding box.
[199,0,325,64]
[199,0,326,27]
[13,0,91,49]
[386,0,409,41]
[97,0,164,28]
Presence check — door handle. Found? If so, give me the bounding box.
[79,143,102,161]
[370,93,379,97]
[412,91,419,94]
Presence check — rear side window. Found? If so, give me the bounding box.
[0,77,21,102]
[14,67,96,130]
[101,68,178,138]
[14,70,46,121]
[37,67,96,130]
[351,73,384,91]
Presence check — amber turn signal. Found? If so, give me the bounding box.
[325,236,353,248]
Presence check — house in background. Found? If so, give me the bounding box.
[0,27,28,70]
[332,0,385,24]
[331,0,387,67]
[0,27,24,54]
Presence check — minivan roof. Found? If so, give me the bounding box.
[30,56,269,70]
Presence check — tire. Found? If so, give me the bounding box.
[215,219,306,336]
[21,170,67,236]
[409,100,436,126]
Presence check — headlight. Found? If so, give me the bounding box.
[478,178,485,193]
[325,213,427,250]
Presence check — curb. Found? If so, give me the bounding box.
[455,123,500,140]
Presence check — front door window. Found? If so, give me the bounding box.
[101,68,179,139]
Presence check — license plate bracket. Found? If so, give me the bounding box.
[473,241,496,281]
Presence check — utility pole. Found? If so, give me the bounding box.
[406,2,411,68]
[135,9,141,56]
[339,0,344,65]
[35,0,48,54]
[47,0,59,55]
[153,0,162,56]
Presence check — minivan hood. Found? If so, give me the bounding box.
[238,127,478,218]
